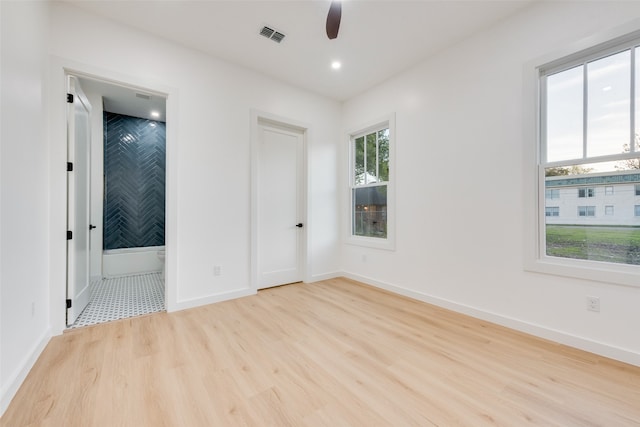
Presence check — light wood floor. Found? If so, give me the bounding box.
[2,278,639,426]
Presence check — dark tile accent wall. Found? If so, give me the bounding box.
[103,112,166,250]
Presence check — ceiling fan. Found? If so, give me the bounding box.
[326,0,342,40]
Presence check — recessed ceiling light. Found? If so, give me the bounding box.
[151,111,160,118]
[331,61,342,70]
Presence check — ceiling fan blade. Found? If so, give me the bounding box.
[326,0,341,40]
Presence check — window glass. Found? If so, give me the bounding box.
[587,51,631,157]
[366,133,377,184]
[544,165,640,265]
[378,129,390,182]
[354,136,365,185]
[578,187,595,198]
[352,186,387,238]
[546,65,584,162]
[578,206,596,216]
[545,207,560,217]
[546,189,559,199]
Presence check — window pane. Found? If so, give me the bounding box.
[378,129,389,182]
[545,164,640,265]
[352,185,387,238]
[546,65,584,162]
[366,133,377,184]
[354,136,365,185]
[587,50,631,157]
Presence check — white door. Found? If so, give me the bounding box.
[67,76,92,325]
[257,121,304,289]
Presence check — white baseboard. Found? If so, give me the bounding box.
[343,272,640,367]
[0,328,51,417]
[168,288,256,313]
[306,271,342,283]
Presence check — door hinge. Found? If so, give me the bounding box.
[67,230,73,240]
[67,162,73,172]
[66,299,72,309]
[66,93,74,103]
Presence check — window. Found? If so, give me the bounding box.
[577,206,596,217]
[348,115,395,249]
[545,207,559,217]
[545,189,559,199]
[533,29,640,285]
[578,188,595,198]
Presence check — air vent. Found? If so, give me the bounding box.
[259,26,285,43]
[135,92,151,100]
[271,32,285,43]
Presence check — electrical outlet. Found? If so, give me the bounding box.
[586,296,600,312]
[214,265,221,276]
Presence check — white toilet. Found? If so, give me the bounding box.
[157,250,165,280]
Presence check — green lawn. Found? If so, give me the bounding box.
[546,225,640,265]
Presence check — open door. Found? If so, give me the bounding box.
[66,76,92,325]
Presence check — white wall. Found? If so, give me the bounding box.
[341,1,640,365]
[48,2,341,327]
[0,0,52,414]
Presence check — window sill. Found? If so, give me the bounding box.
[525,255,640,288]
[346,235,395,251]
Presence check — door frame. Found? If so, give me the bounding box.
[250,110,310,291]
[66,75,93,325]
[48,56,177,335]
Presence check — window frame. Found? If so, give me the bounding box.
[523,23,640,288]
[346,114,396,250]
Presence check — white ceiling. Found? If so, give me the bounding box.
[65,0,535,105]
[79,77,167,122]
[67,0,535,100]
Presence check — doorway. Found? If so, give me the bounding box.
[254,117,307,289]
[66,74,167,328]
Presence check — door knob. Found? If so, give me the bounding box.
[89,224,97,230]
[296,223,304,228]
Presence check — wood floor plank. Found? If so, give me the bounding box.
[2,278,639,426]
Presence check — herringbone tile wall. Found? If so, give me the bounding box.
[103,112,166,250]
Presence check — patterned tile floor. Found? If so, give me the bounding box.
[71,273,165,328]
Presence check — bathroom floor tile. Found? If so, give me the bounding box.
[70,272,165,328]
